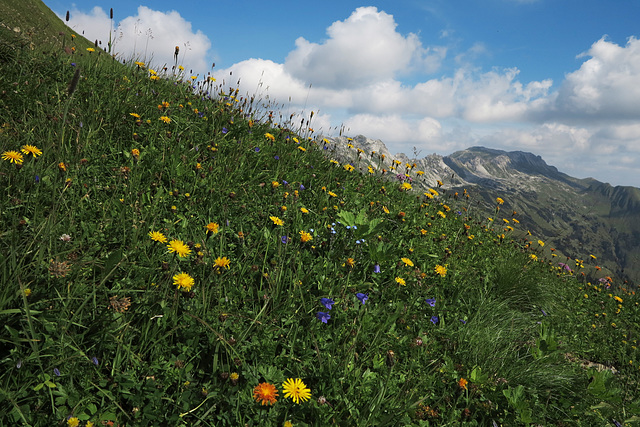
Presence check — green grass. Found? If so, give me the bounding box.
[0,21,639,427]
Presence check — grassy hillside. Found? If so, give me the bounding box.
[1,5,639,426]
[0,0,94,55]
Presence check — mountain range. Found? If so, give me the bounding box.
[324,134,640,287]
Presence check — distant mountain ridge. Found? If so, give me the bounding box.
[324,135,640,287]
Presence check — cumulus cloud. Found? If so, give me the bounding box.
[343,114,442,146]
[65,6,211,74]
[284,7,445,89]
[553,36,640,121]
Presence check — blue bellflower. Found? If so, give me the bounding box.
[316,312,331,324]
[356,293,368,305]
[320,297,335,310]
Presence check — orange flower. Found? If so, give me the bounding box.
[253,382,278,405]
[458,378,468,390]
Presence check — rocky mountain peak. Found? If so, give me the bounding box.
[321,133,640,286]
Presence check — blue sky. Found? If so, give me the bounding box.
[45,0,640,187]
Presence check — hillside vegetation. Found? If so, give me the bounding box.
[0,2,639,425]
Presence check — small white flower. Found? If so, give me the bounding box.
[59,234,71,242]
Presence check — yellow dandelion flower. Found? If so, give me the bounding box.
[282,378,311,404]
[614,296,623,303]
[434,264,447,277]
[401,182,412,191]
[173,272,194,292]
[458,378,468,390]
[395,277,406,286]
[167,240,191,258]
[298,146,307,152]
[383,206,390,214]
[538,240,545,247]
[214,256,231,269]
[264,133,275,142]
[148,230,167,243]
[159,116,171,123]
[300,207,309,214]
[270,216,284,226]
[344,164,355,172]
[20,145,42,157]
[401,257,414,267]
[253,382,278,405]
[2,150,23,164]
[328,191,337,198]
[496,197,504,205]
[86,47,95,53]
[205,222,220,234]
[300,230,313,243]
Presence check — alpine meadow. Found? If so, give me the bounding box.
[0,1,639,425]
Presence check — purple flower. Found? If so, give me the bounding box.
[373,264,381,273]
[221,127,228,134]
[35,175,40,183]
[540,309,547,316]
[274,155,280,160]
[558,262,572,273]
[356,293,368,305]
[430,316,439,325]
[91,357,99,366]
[281,236,289,244]
[282,180,288,185]
[426,298,436,307]
[320,298,335,310]
[316,312,331,324]
[300,184,305,190]
[53,368,61,376]
[459,319,466,324]
[254,147,260,152]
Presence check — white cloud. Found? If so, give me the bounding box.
[553,36,640,120]
[342,114,445,153]
[66,6,211,74]
[284,7,444,89]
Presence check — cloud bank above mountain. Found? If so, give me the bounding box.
[62,5,640,186]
